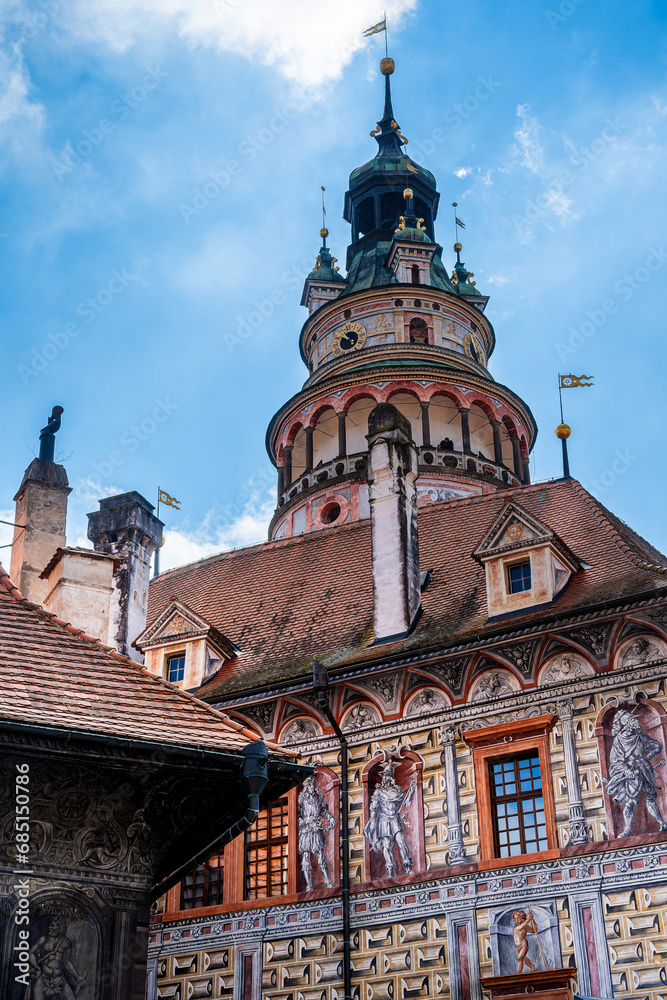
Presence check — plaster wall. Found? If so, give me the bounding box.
[43,551,115,643]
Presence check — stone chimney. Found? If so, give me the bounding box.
[41,547,118,643]
[87,492,163,661]
[366,403,421,643]
[10,406,71,605]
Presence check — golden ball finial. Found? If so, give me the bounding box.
[380,56,395,75]
[403,187,413,200]
[454,242,463,253]
[320,227,329,238]
[555,422,572,440]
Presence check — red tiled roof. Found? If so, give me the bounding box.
[0,564,293,756]
[146,480,667,699]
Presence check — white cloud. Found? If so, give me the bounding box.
[513,104,544,175]
[69,477,124,508]
[0,44,45,169]
[0,508,15,569]
[61,0,417,93]
[454,166,471,178]
[159,485,275,572]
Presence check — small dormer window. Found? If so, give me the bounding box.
[507,560,531,594]
[474,502,579,619]
[167,654,185,683]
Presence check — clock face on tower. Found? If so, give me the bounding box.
[463,331,485,366]
[332,321,367,357]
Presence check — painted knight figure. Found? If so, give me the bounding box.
[605,709,667,837]
[298,774,335,891]
[364,759,417,878]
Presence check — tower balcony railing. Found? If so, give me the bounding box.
[277,447,521,510]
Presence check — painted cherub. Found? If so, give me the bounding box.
[512,909,538,973]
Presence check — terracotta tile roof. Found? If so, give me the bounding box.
[0,564,294,757]
[146,480,667,700]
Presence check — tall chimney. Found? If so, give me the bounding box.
[367,403,421,643]
[87,492,163,661]
[11,406,71,605]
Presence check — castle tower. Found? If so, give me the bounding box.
[266,59,536,540]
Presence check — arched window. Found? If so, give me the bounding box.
[411,264,420,284]
[409,317,429,345]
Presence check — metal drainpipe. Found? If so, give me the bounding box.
[313,662,352,1000]
[150,740,269,903]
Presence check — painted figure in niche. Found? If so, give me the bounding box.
[29,916,88,999]
[364,759,417,877]
[623,636,663,667]
[471,671,515,703]
[543,654,587,683]
[281,718,318,744]
[344,703,376,731]
[408,688,447,716]
[512,909,545,973]
[605,709,667,837]
[298,775,335,890]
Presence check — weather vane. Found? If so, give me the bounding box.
[452,202,466,244]
[363,12,388,57]
[154,487,181,578]
[556,373,595,478]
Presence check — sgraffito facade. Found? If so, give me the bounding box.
[148,603,667,1000]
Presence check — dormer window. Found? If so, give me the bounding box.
[474,502,580,619]
[167,653,185,683]
[136,599,241,690]
[507,560,531,594]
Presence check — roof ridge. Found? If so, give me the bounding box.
[569,481,667,574]
[0,563,293,756]
[154,480,569,581]
[153,516,370,579]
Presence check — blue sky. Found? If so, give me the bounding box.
[1,0,666,569]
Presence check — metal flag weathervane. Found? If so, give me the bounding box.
[158,489,181,510]
[154,488,181,577]
[452,202,466,244]
[363,13,388,56]
[556,373,594,479]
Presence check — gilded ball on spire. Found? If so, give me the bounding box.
[403,188,413,200]
[320,227,329,238]
[555,423,572,440]
[454,242,463,253]
[379,57,395,75]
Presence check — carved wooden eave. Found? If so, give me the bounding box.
[134,599,240,661]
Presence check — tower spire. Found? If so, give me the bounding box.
[371,57,406,156]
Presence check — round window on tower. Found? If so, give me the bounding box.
[321,502,341,525]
